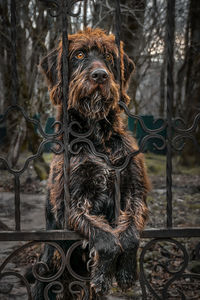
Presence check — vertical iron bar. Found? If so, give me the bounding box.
[114,0,122,86]
[139,272,147,300]
[166,0,175,228]
[114,170,121,223]
[10,0,19,105]
[114,0,122,223]
[14,175,20,231]
[61,0,70,229]
[11,0,21,231]
[83,0,88,29]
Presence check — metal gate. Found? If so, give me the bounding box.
[0,0,200,299]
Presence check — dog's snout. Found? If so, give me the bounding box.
[91,69,108,84]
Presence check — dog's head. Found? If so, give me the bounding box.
[40,28,135,120]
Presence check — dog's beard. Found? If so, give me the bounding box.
[79,90,113,120]
[68,71,120,120]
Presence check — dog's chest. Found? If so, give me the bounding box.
[69,153,117,221]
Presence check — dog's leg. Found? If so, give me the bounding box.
[115,222,139,291]
[69,202,121,295]
[68,161,122,295]
[114,160,149,290]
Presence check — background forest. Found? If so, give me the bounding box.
[0,0,200,173]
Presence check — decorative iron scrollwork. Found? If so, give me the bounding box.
[172,112,200,152]
[119,101,167,134]
[0,271,32,299]
[0,105,63,174]
[139,238,200,299]
[66,241,90,282]
[0,240,91,299]
[44,281,64,299]
[69,281,89,300]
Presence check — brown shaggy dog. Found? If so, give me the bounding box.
[32,28,150,299]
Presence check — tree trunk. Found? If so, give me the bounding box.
[180,0,200,166]
[27,122,50,180]
[159,58,166,117]
[119,0,146,112]
[92,0,113,31]
[1,0,51,177]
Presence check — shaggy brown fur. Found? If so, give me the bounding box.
[32,28,150,299]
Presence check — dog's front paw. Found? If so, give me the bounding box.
[119,226,139,253]
[92,230,122,260]
[116,266,137,291]
[115,251,138,291]
[91,270,111,295]
[90,231,121,295]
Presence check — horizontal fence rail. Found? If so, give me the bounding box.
[0,228,200,241]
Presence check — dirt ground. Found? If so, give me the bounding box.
[0,153,200,299]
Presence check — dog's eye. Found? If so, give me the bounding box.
[75,51,85,60]
[105,53,112,62]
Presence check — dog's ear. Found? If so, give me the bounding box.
[120,47,135,106]
[40,48,62,106]
[122,52,135,87]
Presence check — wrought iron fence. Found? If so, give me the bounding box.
[0,0,200,299]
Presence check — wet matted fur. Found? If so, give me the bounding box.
[32,28,150,299]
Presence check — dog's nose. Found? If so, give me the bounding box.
[91,69,108,84]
